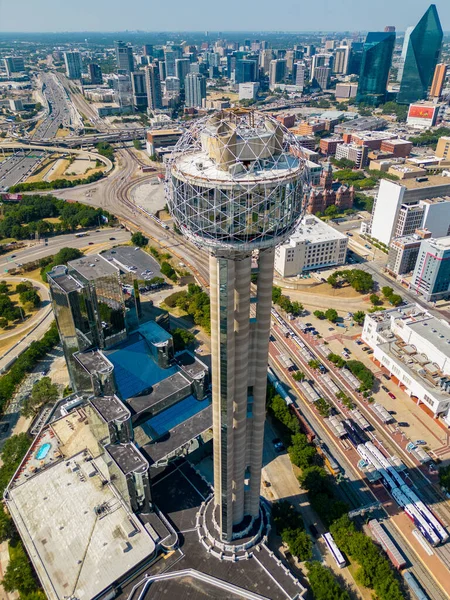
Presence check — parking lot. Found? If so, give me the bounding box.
[101,247,161,280]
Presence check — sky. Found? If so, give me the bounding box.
[0,0,449,33]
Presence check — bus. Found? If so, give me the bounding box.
[322,532,346,568]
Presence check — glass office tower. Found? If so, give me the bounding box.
[397,4,443,105]
[356,31,395,105]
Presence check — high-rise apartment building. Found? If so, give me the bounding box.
[311,53,333,80]
[356,31,395,105]
[430,63,447,98]
[131,71,148,109]
[175,58,190,88]
[314,66,331,90]
[3,56,25,77]
[115,40,134,74]
[397,4,443,105]
[64,51,83,79]
[184,72,206,107]
[410,236,450,301]
[259,49,273,74]
[293,62,307,89]
[166,110,305,542]
[145,62,163,110]
[88,63,103,85]
[142,44,153,57]
[164,45,182,77]
[333,46,350,74]
[269,59,287,88]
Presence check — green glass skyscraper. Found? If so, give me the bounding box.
[356,32,395,106]
[397,4,443,105]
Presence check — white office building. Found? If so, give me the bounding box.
[370,179,450,246]
[362,305,450,419]
[274,215,348,277]
[238,82,260,100]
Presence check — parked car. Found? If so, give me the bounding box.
[362,346,369,352]
[415,440,427,446]
[388,392,396,399]
[272,438,285,453]
[382,385,389,392]
[382,374,390,380]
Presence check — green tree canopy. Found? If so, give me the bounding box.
[131,231,148,247]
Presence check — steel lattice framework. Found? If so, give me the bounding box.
[165,109,308,254]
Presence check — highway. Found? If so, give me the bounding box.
[0,150,45,192]
[0,229,131,274]
[32,73,82,140]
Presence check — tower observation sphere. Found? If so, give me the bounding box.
[165,109,306,543]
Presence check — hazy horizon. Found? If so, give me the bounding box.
[0,0,449,34]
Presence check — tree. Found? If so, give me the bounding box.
[22,377,58,417]
[131,231,148,247]
[306,561,351,600]
[291,301,303,316]
[325,308,338,323]
[272,286,282,303]
[308,359,321,369]
[353,311,365,325]
[172,328,195,352]
[0,317,8,329]
[54,247,84,264]
[289,435,317,469]
[283,529,313,561]
[132,139,142,150]
[370,294,382,306]
[160,261,177,281]
[389,294,403,307]
[2,541,39,595]
[381,286,394,298]
[298,465,332,496]
[313,310,325,319]
[19,289,41,309]
[0,506,14,542]
[292,371,305,382]
[272,500,304,534]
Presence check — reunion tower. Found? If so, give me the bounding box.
[166,109,306,542]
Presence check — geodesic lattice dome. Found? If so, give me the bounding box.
[165,109,308,253]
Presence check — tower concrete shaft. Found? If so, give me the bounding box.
[210,248,274,541]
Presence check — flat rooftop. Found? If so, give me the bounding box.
[106,442,149,475]
[406,315,450,365]
[101,247,161,279]
[176,351,208,380]
[74,349,114,375]
[89,395,130,423]
[69,254,119,281]
[6,452,156,600]
[401,174,450,190]
[128,371,192,417]
[284,215,347,246]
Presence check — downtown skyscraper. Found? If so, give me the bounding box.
[356,31,395,105]
[397,4,443,105]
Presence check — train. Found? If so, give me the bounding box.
[403,572,430,600]
[356,442,447,547]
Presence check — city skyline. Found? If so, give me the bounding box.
[1,0,450,33]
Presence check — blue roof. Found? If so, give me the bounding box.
[142,394,211,438]
[106,337,177,399]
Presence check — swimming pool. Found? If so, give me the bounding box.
[35,443,51,461]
